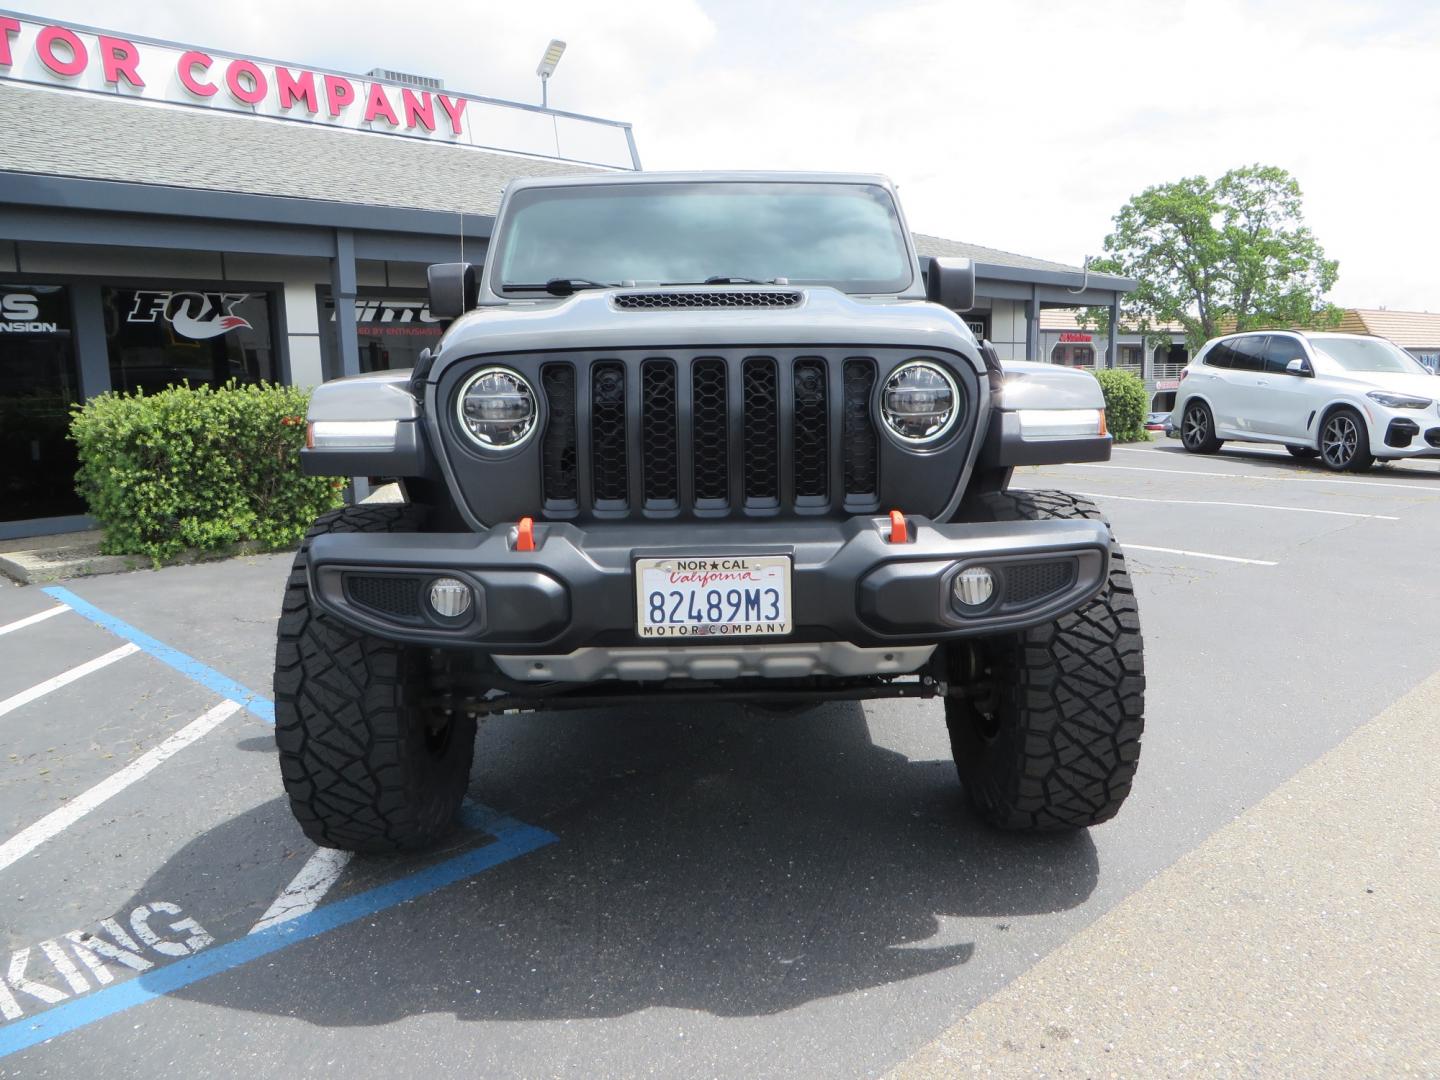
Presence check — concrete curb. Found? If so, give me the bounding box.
[0,539,276,586]
[0,484,404,585]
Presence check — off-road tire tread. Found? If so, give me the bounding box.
[274,504,476,853]
[947,489,1145,830]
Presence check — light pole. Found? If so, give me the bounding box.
[536,39,566,109]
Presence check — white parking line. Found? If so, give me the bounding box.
[249,847,353,934]
[1069,491,1399,520]
[0,605,70,636]
[1068,462,1439,493]
[0,700,243,874]
[1126,544,1277,567]
[0,643,140,719]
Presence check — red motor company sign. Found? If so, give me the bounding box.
[0,12,635,167]
[1058,332,1093,343]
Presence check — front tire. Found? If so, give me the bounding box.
[1180,400,1223,454]
[945,490,1145,830]
[1320,407,1374,472]
[274,505,477,853]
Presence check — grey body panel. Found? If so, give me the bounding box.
[306,369,420,420]
[432,288,981,370]
[998,361,1107,411]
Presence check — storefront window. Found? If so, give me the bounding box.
[0,284,85,522]
[324,293,445,374]
[1050,343,1096,367]
[102,287,276,395]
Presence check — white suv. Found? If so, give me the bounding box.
[1174,331,1440,471]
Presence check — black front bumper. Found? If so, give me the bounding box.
[307,515,1111,652]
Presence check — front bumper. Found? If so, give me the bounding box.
[1378,413,1440,457]
[307,515,1111,653]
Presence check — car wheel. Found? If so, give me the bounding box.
[1180,400,1223,454]
[1319,408,1374,472]
[274,505,478,853]
[1286,445,1319,460]
[943,490,1145,831]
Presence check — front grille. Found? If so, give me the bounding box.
[641,359,678,505]
[692,359,729,502]
[347,574,422,621]
[742,358,779,504]
[590,362,628,503]
[1005,561,1076,605]
[540,364,578,505]
[841,360,877,498]
[792,358,828,499]
[614,291,802,310]
[542,353,893,517]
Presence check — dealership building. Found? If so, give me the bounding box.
[0,11,1135,540]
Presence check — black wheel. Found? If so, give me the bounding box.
[1286,445,1319,460]
[1320,408,1374,472]
[945,490,1145,830]
[1180,400,1223,453]
[274,504,477,853]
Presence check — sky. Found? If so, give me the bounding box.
[22,0,1440,310]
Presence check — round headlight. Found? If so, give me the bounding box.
[457,367,536,449]
[880,361,959,444]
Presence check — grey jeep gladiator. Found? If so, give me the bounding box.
[277,172,1144,852]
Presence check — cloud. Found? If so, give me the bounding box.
[22,0,1440,309]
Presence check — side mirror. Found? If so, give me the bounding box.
[922,256,976,312]
[1285,357,1311,377]
[427,262,477,320]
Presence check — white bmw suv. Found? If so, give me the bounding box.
[1174,331,1440,471]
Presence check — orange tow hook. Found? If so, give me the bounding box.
[887,509,908,544]
[515,516,536,552]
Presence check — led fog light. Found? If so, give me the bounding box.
[952,566,995,608]
[428,577,473,619]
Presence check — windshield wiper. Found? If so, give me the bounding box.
[503,278,620,296]
[699,275,790,286]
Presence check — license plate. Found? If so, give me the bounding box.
[634,556,792,638]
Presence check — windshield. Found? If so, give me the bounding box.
[493,182,914,294]
[1313,337,1430,375]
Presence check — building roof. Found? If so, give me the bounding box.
[2,81,1124,292]
[912,232,1085,275]
[1039,308,1187,334]
[0,82,598,218]
[912,233,1133,292]
[1332,308,1440,348]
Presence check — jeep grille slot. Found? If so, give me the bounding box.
[792,358,829,499]
[742,358,780,505]
[640,359,679,506]
[691,358,729,502]
[842,359,878,500]
[614,291,802,310]
[540,364,578,506]
[591,361,629,505]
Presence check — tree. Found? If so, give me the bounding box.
[1082,165,1339,352]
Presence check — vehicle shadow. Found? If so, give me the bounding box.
[1140,440,1438,479]
[121,700,1100,1023]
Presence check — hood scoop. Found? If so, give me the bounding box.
[613,290,803,310]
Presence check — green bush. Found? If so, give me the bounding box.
[71,381,343,563]
[1091,368,1150,443]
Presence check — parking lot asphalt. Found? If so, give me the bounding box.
[1,441,1437,1078]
